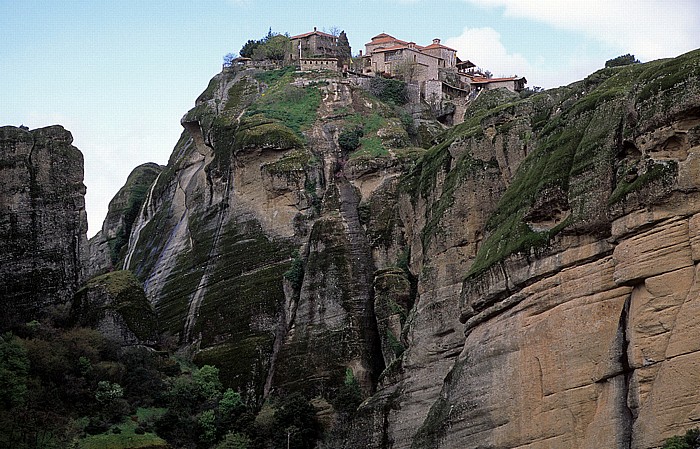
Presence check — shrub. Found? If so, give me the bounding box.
[332,368,363,416]
[284,251,305,290]
[605,53,640,68]
[338,127,363,152]
[368,77,408,105]
[663,428,700,449]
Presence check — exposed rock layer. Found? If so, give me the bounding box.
[100,49,700,448]
[0,125,87,330]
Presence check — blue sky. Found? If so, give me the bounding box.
[1,0,698,237]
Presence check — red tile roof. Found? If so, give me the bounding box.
[367,34,409,47]
[373,44,425,53]
[291,30,336,40]
[471,76,525,83]
[422,42,457,52]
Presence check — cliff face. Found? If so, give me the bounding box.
[86,162,163,278]
[0,125,88,330]
[118,67,432,404]
[371,50,700,449]
[105,49,700,447]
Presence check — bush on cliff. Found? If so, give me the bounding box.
[663,428,700,449]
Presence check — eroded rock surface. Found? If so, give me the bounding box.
[0,125,87,330]
[99,49,700,448]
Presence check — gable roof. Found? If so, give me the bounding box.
[291,29,336,40]
[471,76,526,83]
[422,42,457,52]
[367,33,409,47]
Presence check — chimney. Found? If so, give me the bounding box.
[359,50,363,57]
[314,26,317,32]
[433,38,441,45]
[408,42,416,49]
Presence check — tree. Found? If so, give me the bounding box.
[325,26,341,37]
[337,31,352,62]
[0,333,29,410]
[605,53,640,68]
[223,53,237,67]
[193,364,223,400]
[198,409,217,445]
[215,432,251,449]
[240,39,260,58]
[263,34,291,62]
[273,393,320,449]
[219,388,244,417]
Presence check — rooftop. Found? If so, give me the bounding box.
[290,27,336,40]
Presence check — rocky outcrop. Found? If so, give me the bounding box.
[71,270,159,346]
[86,162,162,278]
[0,125,87,330]
[97,49,700,448]
[112,66,434,407]
[398,50,700,449]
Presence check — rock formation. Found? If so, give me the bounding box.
[0,125,88,330]
[86,162,163,278]
[88,48,700,447]
[71,270,159,347]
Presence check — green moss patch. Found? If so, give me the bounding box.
[74,271,158,341]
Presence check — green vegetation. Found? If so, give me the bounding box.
[253,65,296,85]
[263,149,313,174]
[74,271,159,342]
[0,312,296,449]
[368,77,409,105]
[609,160,678,204]
[106,163,162,266]
[663,428,700,449]
[246,78,321,136]
[78,408,167,449]
[284,251,305,290]
[331,368,363,417]
[239,28,290,62]
[605,53,640,68]
[338,126,363,152]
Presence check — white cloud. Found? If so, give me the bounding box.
[445,26,589,89]
[464,0,700,61]
[445,27,531,79]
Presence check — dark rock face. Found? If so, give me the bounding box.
[86,162,162,277]
[71,270,159,346]
[0,125,88,330]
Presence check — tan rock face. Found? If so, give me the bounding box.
[394,51,700,449]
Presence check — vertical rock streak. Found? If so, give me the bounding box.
[123,172,161,270]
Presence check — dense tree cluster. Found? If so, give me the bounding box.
[0,309,322,449]
[239,28,290,62]
[605,53,640,68]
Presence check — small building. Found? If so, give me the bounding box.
[470,76,528,92]
[289,27,339,61]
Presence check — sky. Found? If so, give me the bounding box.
[1,0,699,238]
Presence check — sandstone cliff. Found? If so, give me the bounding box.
[360,50,700,449]
[0,125,88,330]
[117,67,435,406]
[103,48,700,448]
